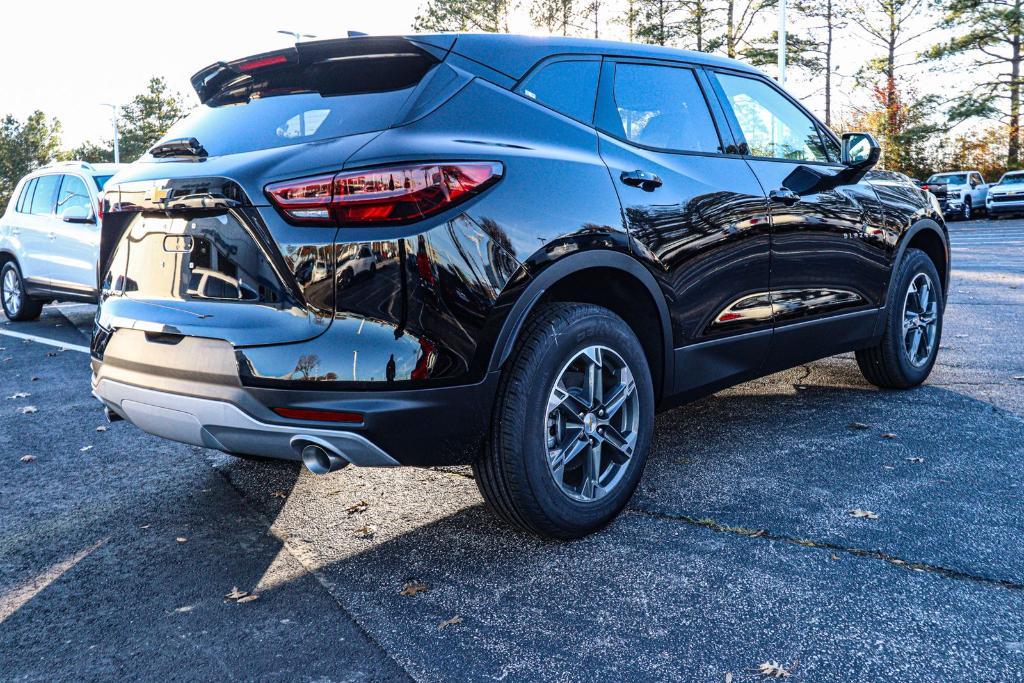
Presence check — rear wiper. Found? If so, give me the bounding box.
[149,137,208,159]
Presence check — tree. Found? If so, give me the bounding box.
[0,111,63,211]
[841,82,940,176]
[680,0,722,51]
[616,0,643,40]
[67,77,189,164]
[634,0,685,45]
[719,0,778,58]
[740,31,825,80]
[793,0,848,127]
[852,0,931,168]
[579,1,604,37]
[413,0,517,32]
[530,0,575,34]
[925,0,1024,167]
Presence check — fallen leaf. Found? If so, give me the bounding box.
[271,490,288,499]
[849,508,880,520]
[236,594,260,604]
[345,500,369,515]
[400,580,427,597]
[438,615,462,630]
[831,554,840,561]
[19,454,36,463]
[7,392,29,399]
[906,456,925,464]
[848,422,870,430]
[225,587,248,600]
[354,524,375,539]
[80,445,93,452]
[176,536,188,543]
[881,432,897,439]
[18,406,38,414]
[96,426,108,432]
[756,661,792,678]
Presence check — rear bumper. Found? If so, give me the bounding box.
[91,328,497,466]
[93,379,400,466]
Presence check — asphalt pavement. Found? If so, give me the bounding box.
[1,219,1023,682]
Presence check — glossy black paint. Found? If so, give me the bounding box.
[92,34,947,465]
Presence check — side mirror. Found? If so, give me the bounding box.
[841,132,881,171]
[61,205,95,224]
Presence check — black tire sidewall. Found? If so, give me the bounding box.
[1,262,24,319]
[885,250,944,385]
[506,307,654,536]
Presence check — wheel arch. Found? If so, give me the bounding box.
[488,250,674,401]
[896,219,949,299]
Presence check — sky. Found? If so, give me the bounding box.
[0,0,940,149]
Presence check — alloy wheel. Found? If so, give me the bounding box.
[902,272,939,368]
[544,345,640,502]
[2,268,22,317]
[963,201,972,220]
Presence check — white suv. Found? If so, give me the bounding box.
[0,161,123,321]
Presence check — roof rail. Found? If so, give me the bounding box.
[41,160,96,172]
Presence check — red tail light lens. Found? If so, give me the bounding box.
[97,191,105,221]
[265,162,503,226]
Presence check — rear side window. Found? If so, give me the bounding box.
[15,178,36,213]
[611,63,722,154]
[29,175,61,216]
[155,54,436,158]
[93,175,114,190]
[518,59,600,124]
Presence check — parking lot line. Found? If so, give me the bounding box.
[0,328,90,354]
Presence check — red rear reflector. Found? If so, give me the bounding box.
[238,54,289,71]
[265,162,503,226]
[272,407,364,424]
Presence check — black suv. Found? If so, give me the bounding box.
[92,34,948,538]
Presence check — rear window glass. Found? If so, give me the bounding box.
[153,56,435,158]
[519,59,600,124]
[93,175,114,189]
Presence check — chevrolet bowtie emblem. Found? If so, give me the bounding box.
[148,187,171,202]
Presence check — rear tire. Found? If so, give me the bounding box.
[474,302,654,539]
[962,198,972,221]
[1,261,43,322]
[856,248,943,389]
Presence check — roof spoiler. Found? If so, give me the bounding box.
[190,35,453,105]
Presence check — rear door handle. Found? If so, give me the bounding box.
[620,170,663,192]
[769,188,801,205]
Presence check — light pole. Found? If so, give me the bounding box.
[100,103,120,164]
[277,30,317,42]
[777,0,787,87]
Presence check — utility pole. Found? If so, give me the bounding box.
[101,103,120,164]
[777,0,787,86]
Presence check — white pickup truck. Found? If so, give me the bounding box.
[922,170,989,220]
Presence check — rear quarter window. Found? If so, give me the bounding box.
[518,59,601,124]
[15,178,36,213]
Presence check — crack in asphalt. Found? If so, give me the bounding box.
[626,507,1024,592]
[206,463,418,683]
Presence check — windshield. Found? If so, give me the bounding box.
[999,174,1024,185]
[927,173,968,185]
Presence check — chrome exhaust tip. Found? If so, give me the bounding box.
[104,406,124,423]
[293,436,349,475]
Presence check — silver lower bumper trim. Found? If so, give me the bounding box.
[93,379,400,466]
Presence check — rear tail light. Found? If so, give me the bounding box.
[97,191,105,221]
[265,162,503,226]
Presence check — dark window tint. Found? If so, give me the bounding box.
[519,60,600,123]
[29,174,61,215]
[716,73,828,162]
[612,63,721,154]
[57,175,92,215]
[15,178,36,213]
[154,55,435,158]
